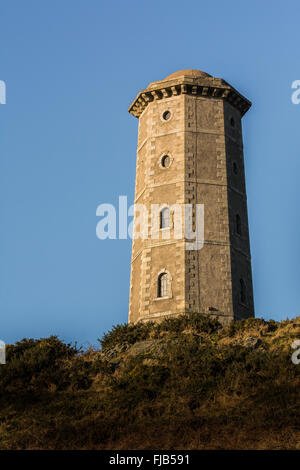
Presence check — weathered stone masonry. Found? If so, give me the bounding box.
[128,70,255,325]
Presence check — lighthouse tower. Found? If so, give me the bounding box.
[128,70,254,325]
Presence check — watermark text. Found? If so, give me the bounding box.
[96,196,204,251]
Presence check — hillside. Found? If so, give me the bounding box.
[0,313,299,450]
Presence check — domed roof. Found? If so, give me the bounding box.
[165,69,212,79]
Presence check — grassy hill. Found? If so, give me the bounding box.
[0,313,299,450]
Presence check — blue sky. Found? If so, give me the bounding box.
[1,0,300,346]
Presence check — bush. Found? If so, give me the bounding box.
[99,322,154,350]
[227,317,268,337]
[100,313,222,346]
[108,358,170,408]
[154,317,186,335]
[0,336,77,396]
[187,312,222,333]
[154,312,221,336]
[1,315,299,450]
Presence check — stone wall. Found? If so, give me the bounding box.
[128,70,255,324]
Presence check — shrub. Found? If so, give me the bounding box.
[227,317,268,337]
[154,316,186,335]
[99,322,154,350]
[1,315,299,450]
[186,312,221,333]
[153,313,222,337]
[107,357,170,410]
[0,336,77,396]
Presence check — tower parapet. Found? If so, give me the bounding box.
[129,69,251,118]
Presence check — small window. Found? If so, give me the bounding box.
[161,155,171,168]
[236,214,241,235]
[233,161,238,175]
[160,207,170,229]
[162,110,171,121]
[240,279,246,304]
[230,117,235,127]
[158,273,168,297]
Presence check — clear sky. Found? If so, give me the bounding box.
[1,0,300,346]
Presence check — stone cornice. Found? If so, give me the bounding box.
[128,75,251,118]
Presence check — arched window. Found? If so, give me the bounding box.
[236,214,241,235]
[160,207,170,229]
[240,278,246,304]
[158,272,168,297]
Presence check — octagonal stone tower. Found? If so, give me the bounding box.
[128,69,254,325]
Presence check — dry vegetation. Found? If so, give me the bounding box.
[0,313,299,449]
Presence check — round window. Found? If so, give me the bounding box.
[162,110,171,121]
[161,155,171,168]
